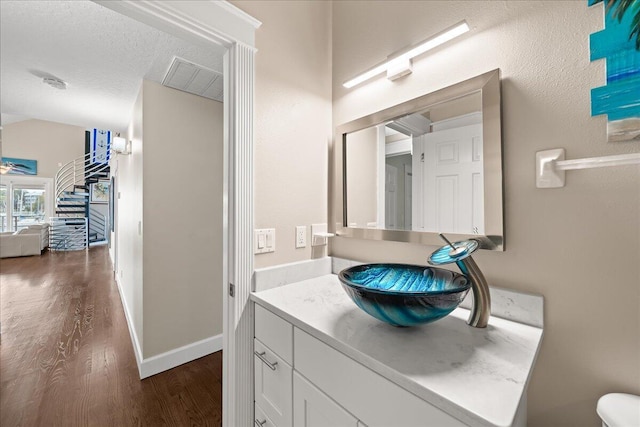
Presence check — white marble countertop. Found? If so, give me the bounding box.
[251,274,544,427]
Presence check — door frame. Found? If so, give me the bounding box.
[92,2,260,426]
[404,164,412,229]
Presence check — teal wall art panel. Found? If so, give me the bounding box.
[589,0,640,141]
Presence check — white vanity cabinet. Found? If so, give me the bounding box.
[255,404,277,427]
[254,303,467,427]
[293,372,359,427]
[294,328,466,427]
[254,305,293,427]
[252,273,543,427]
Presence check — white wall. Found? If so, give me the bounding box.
[115,80,223,362]
[141,80,223,358]
[115,86,144,351]
[232,1,333,268]
[2,119,85,178]
[332,2,640,426]
[345,126,378,227]
[385,153,412,229]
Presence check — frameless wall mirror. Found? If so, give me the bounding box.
[333,69,503,250]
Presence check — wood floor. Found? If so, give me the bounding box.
[0,246,223,426]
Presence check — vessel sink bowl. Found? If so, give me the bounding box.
[338,264,471,327]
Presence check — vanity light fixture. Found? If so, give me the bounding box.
[343,21,470,89]
[112,136,131,155]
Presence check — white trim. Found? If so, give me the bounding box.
[115,274,223,379]
[215,1,262,30]
[223,42,255,427]
[431,111,482,132]
[385,138,412,157]
[114,275,144,376]
[222,49,232,426]
[376,125,386,229]
[94,0,261,48]
[140,334,223,379]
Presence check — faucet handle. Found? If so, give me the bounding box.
[429,234,490,328]
[428,235,479,266]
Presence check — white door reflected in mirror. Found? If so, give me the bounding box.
[346,95,484,235]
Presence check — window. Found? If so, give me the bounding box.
[0,177,52,232]
[0,185,7,231]
[13,186,46,230]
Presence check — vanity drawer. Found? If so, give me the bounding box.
[255,304,293,365]
[254,338,292,427]
[255,403,277,427]
[294,328,466,427]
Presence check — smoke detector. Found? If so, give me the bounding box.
[43,77,67,90]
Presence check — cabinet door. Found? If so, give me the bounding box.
[294,372,358,427]
[255,339,292,427]
[294,328,467,427]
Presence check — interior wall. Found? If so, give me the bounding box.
[332,2,639,426]
[346,126,378,227]
[386,153,412,229]
[115,85,144,350]
[141,80,223,358]
[231,0,332,268]
[2,119,85,178]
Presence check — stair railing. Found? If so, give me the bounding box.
[49,217,88,251]
[89,207,108,242]
[54,152,110,210]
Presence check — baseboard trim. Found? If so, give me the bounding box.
[114,275,222,379]
[114,274,144,376]
[139,334,223,379]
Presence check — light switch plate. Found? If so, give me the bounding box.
[254,228,275,254]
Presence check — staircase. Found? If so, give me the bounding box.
[89,207,108,245]
[51,152,110,251]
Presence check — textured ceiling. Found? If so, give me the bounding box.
[0,0,226,132]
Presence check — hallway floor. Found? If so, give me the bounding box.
[0,246,222,426]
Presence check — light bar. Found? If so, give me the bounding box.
[343,21,470,89]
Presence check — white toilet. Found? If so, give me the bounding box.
[597,393,640,427]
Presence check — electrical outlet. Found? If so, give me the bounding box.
[295,226,306,248]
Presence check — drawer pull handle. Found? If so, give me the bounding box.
[254,351,278,370]
[254,419,267,427]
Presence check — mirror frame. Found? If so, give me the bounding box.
[332,68,503,250]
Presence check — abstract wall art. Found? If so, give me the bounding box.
[589,0,640,142]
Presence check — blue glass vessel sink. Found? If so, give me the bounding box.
[338,264,471,327]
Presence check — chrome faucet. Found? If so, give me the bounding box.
[428,234,491,328]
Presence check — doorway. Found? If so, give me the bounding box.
[92,2,259,426]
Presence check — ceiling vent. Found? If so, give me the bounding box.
[386,113,432,136]
[162,57,223,102]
